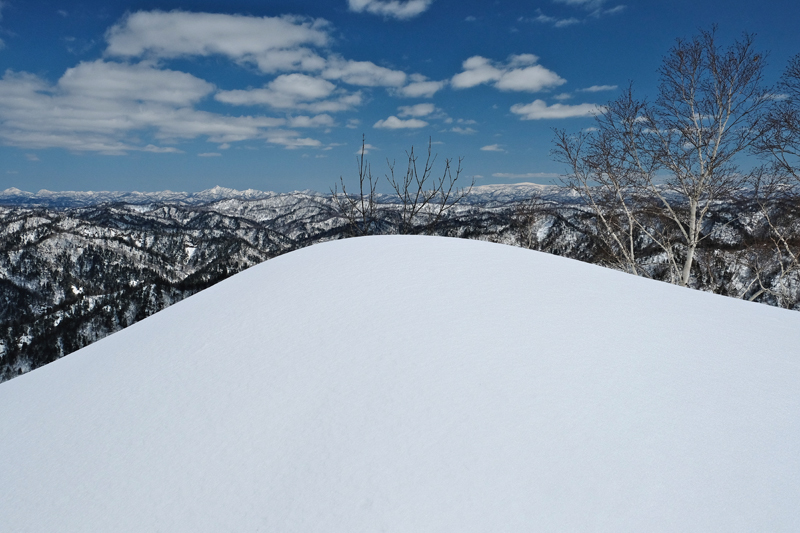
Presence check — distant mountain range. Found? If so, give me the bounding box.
[0,183,563,208]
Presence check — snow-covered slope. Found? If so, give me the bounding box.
[1,236,798,532]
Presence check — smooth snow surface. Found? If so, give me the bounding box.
[1,236,799,532]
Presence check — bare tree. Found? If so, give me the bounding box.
[512,190,550,250]
[385,140,472,235]
[333,138,473,236]
[554,28,769,287]
[749,57,800,305]
[331,137,381,236]
[759,53,800,182]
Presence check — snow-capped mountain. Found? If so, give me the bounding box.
[0,185,282,207]
[1,236,798,532]
[0,183,567,208]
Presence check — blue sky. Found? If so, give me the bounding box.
[0,0,798,193]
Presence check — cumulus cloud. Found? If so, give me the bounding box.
[287,114,335,128]
[198,152,221,157]
[449,127,476,134]
[531,13,581,28]
[357,143,379,154]
[553,0,606,8]
[452,54,565,92]
[480,144,505,152]
[397,103,436,117]
[264,131,323,149]
[395,74,446,97]
[578,84,617,92]
[0,63,312,154]
[347,0,434,20]
[105,10,431,105]
[451,56,503,89]
[215,74,363,113]
[105,11,329,74]
[510,99,604,120]
[60,59,215,105]
[373,116,428,129]
[143,145,183,153]
[322,57,407,87]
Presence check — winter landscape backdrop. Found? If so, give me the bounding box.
[1,0,800,529]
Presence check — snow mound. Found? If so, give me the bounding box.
[1,236,799,532]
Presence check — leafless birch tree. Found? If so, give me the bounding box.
[554,28,769,287]
[748,53,800,305]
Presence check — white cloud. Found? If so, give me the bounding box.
[510,99,604,120]
[553,0,605,7]
[357,143,379,154]
[105,11,329,74]
[578,84,617,92]
[105,10,427,108]
[143,145,183,153]
[527,1,624,27]
[398,103,435,117]
[0,64,292,153]
[555,0,626,16]
[449,127,476,134]
[452,55,565,92]
[602,5,626,15]
[25,153,39,161]
[554,93,572,100]
[287,114,335,128]
[346,118,361,129]
[215,74,363,113]
[492,172,560,179]
[216,74,332,107]
[265,131,323,149]
[451,56,503,89]
[480,144,505,152]
[198,152,221,157]
[60,59,214,105]
[269,73,336,100]
[322,57,407,87]
[496,64,566,92]
[347,0,434,20]
[373,116,428,129]
[532,13,581,27]
[395,79,446,98]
